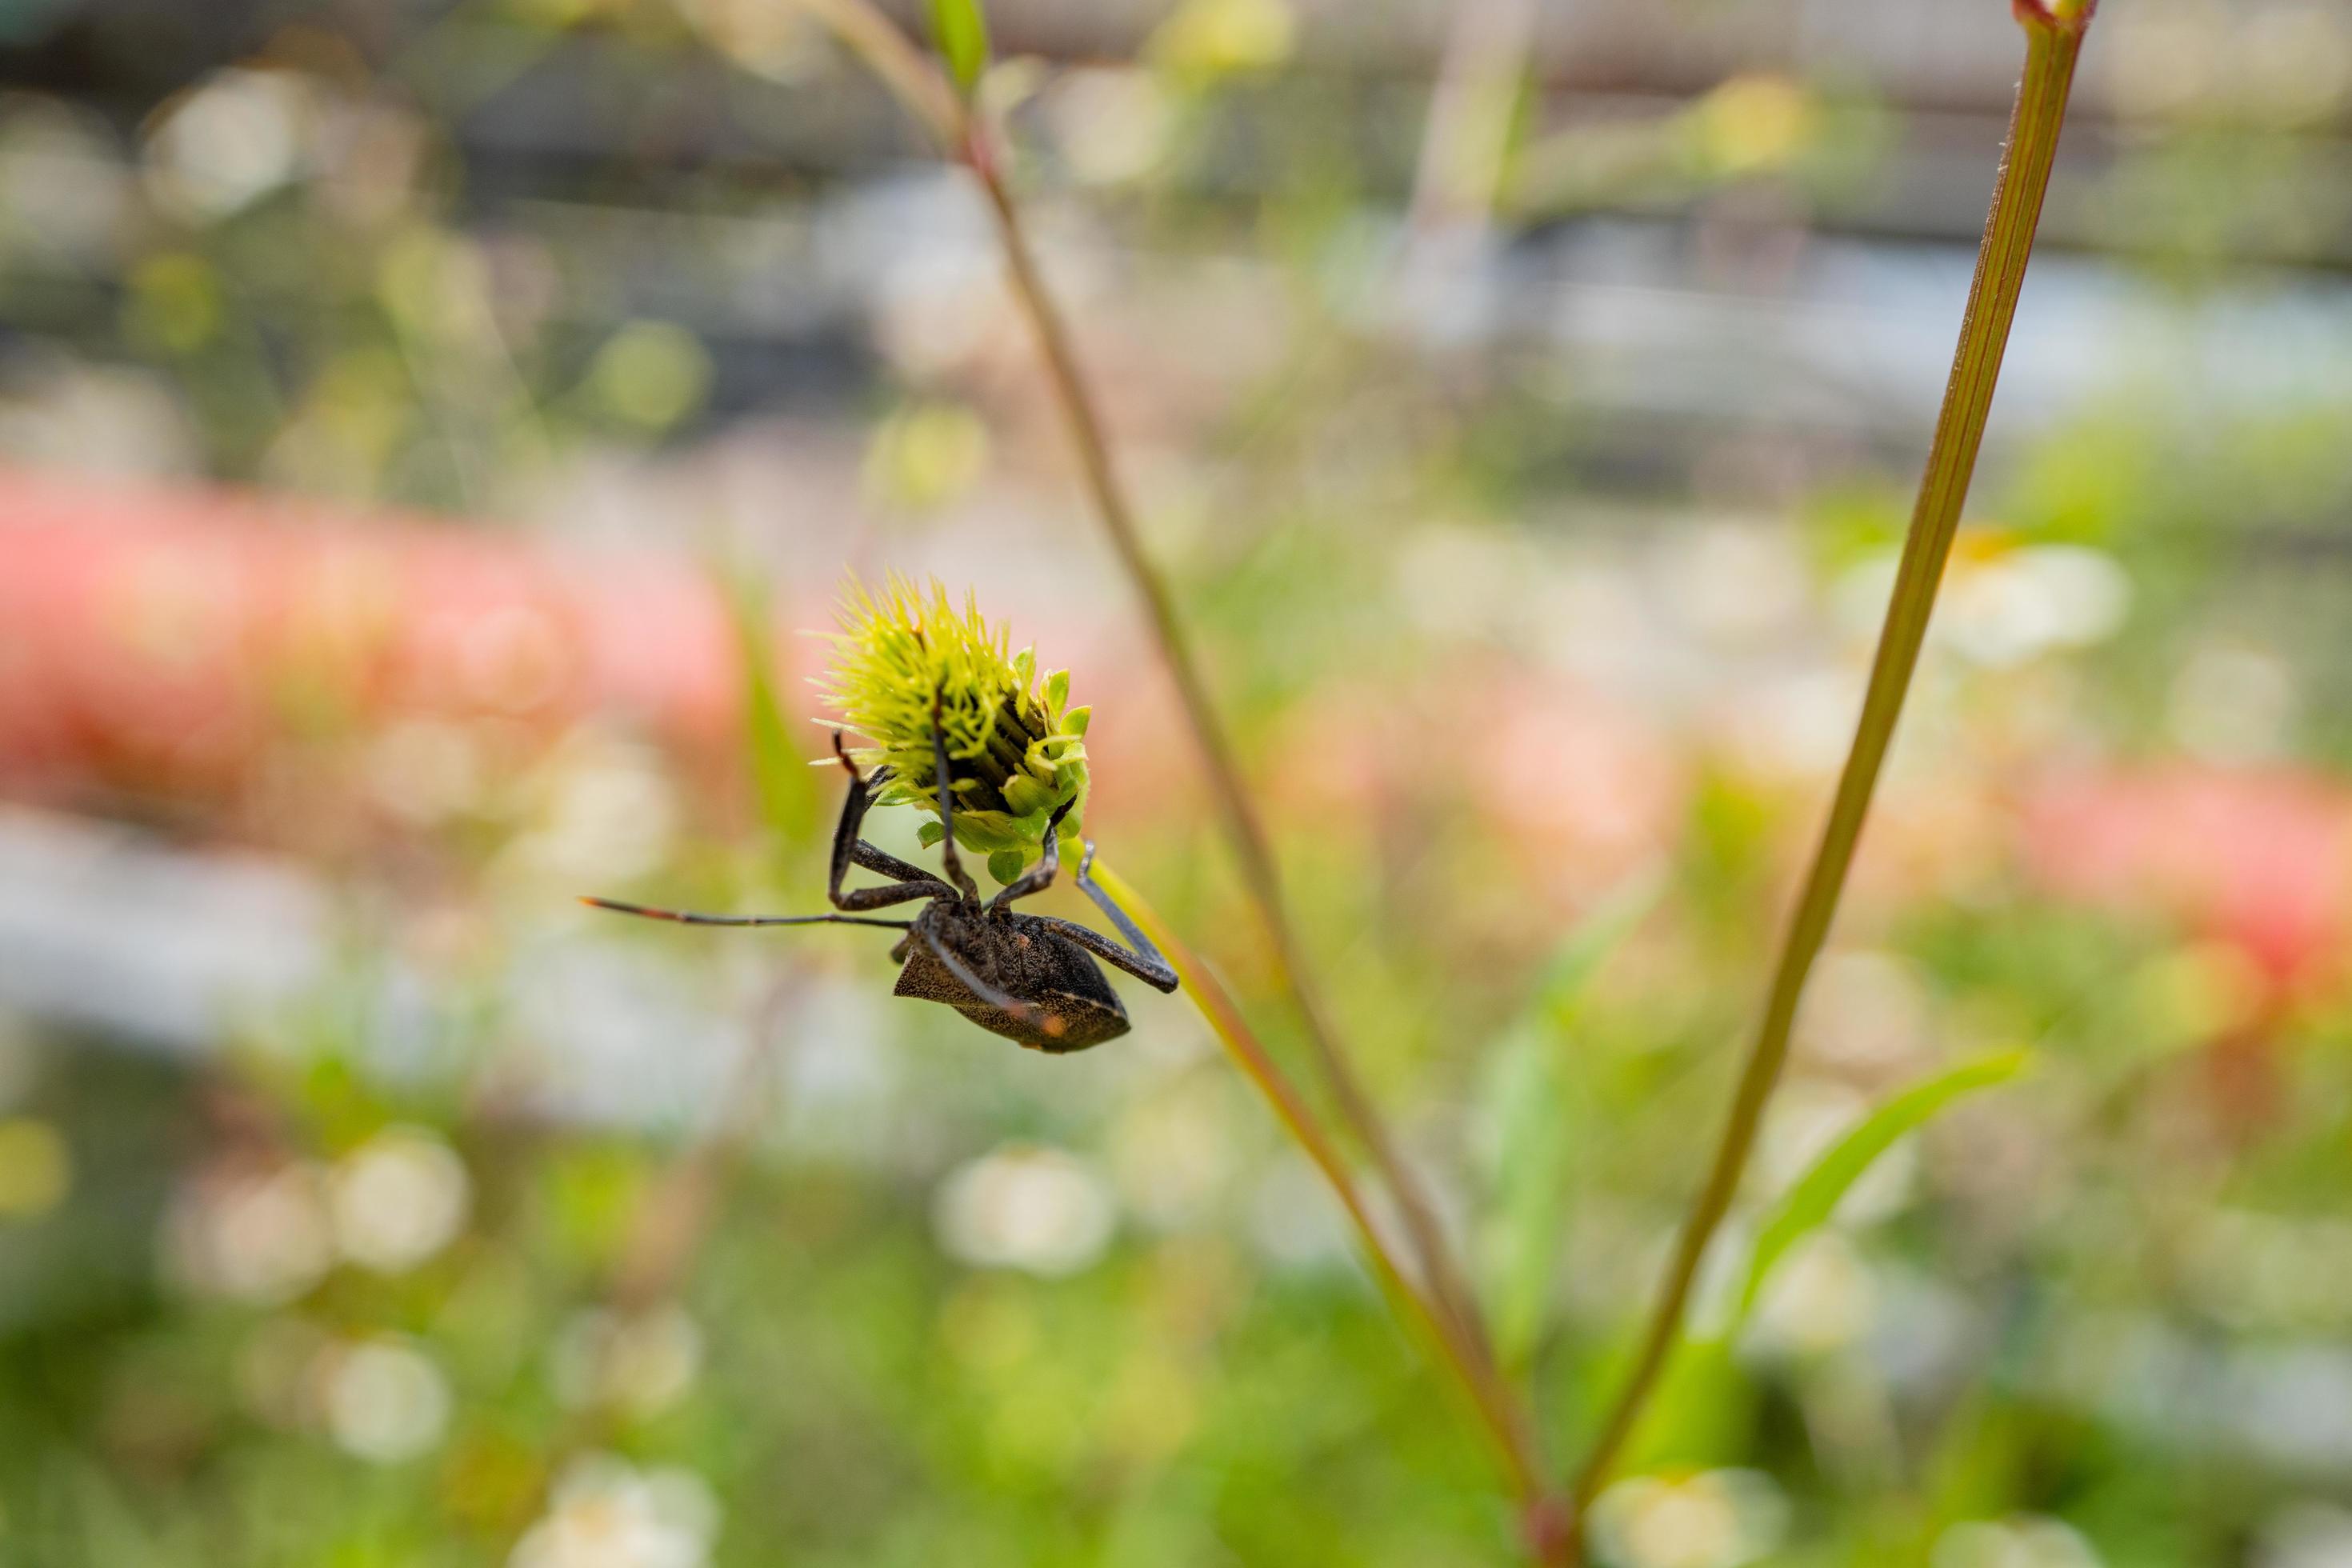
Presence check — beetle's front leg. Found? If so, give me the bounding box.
[829,734,955,910]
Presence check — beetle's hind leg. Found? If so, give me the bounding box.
[1026,842,1180,993]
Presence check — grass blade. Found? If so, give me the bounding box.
[1482,872,1665,1366]
[926,0,990,94]
[722,573,820,852]
[1734,1049,2032,1325]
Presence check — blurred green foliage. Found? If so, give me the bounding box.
[2,1,2352,1566]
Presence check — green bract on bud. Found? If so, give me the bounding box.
[818,576,1092,885]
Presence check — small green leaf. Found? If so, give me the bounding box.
[1002,773,1054,817]
[1478,870,1666,1367]
[927,0,990,94]
[1526,869,1667,1023]
[1044,669,1070,720]
[1062,706,1090,736]
[1620,1334,1754,1476]
[1734,1050,2032,1324]
[918,821,946,848]
[722,571,819,856]
[988,849,1026,886]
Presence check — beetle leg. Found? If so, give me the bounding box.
[827,737,956,910]
[929,693,981,902]
[987,797,1078,912]
[1029,843,1180,993]
[916,925,1063,1042]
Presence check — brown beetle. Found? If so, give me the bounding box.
[585,707,1176,1053]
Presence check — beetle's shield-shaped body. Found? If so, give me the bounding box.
[896,905,1130,1053]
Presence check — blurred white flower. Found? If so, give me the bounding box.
[674,0,825,80]
[2238,5,2352,126]
[1657,523,1809,646]
[1931,1516,2102,1568]
[1045,69,1173,186]
[1795,949,1934,1074]
[1110,1082,1234,1230]
[1394,526,1540,639]
[0,100,130,265]
[1942,546,2131,669]
[366,721,488,827]
[145,69,312,221]
[1246,1154,1352,1273]
[1746,1230,1880,1357]
[1717,665,1860,779]
[322,1336,452,1464]
[1836,544,2129,670]
[511,1455,719,1568]
[510,741,678,886]
[934,1144,1116,1278]
[1756,1074,1916,1231]
[2168,643,2298,762]
[1757,1079,1866,1194]
[329,1126,471,1274]
[2258,1502,2352,1568]
[552,1305,705,1418]
[1590,1470,1790,1568]
[166,1161,333,1304]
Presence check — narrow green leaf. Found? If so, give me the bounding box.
[1734,1050,2031,1324]
[1480,870,1666,1366]
[927,0,990,95]
[722,572,820,853]
[1526,868,1667,1025]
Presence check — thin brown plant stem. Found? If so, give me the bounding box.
[1564,0,2097,1532]
[1090,858,1555,1535]
[800,0,1505,1405]
[966,161,1498,1364]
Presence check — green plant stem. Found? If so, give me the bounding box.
[1562,0,2095,1530]
[801,0,1504,1408]
[1091,859,1558,1545]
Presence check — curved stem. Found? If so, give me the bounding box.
[1565,2,2096,1527]
[800,0,1503,1414]
[966,158,1499,1375]
[1091,858,1556,1535]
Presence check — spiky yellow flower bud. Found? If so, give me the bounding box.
[818,576,1091,885]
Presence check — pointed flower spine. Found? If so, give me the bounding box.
[817,575,1092,884]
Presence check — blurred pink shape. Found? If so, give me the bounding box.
[0,467,769,818]
[2022,765,2352,993]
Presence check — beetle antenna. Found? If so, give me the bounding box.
[581,897,911,930]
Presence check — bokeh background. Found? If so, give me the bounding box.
[2,1,2350,1564]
